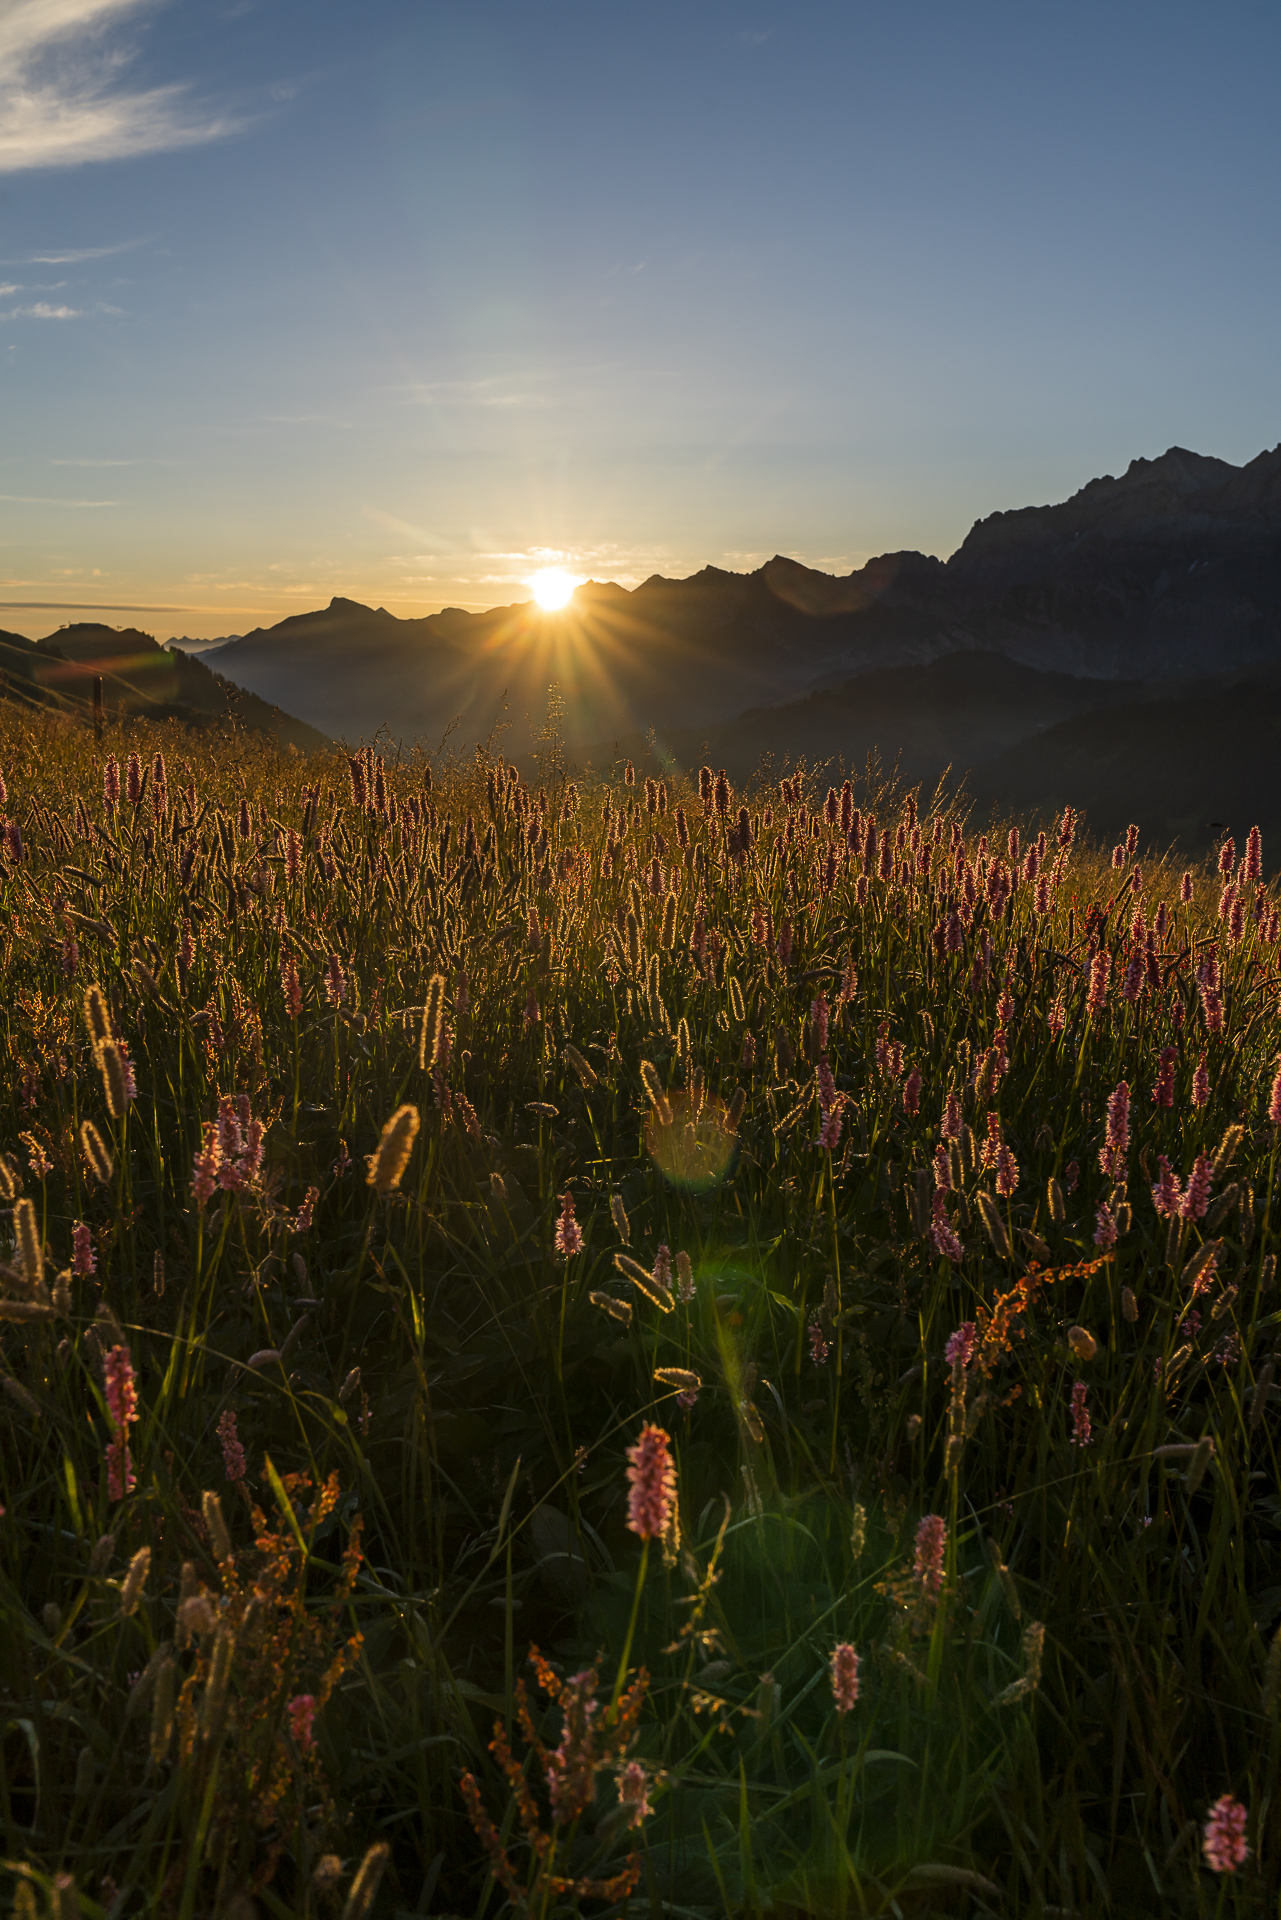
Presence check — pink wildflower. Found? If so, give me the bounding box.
[287,1694,317,1751]
[1086,949,1110,1015]
[103,756,120,807]
[810,993,829,1052]
[293,1185,319,1232]
[626,1424,676,1541]
[932,1143,952,1191]
[1192,1054,1210,1107]
[1152,1046,1177,1109]
[914,1514,947,1598]
[191,1123,222,1208]
[830,1642,860,1713]
[818,1101,845,1151]
[1218,837,1236,878]
[945,1323,976,1370]
[1181,1154,1214,1221]
[1151,1156,1183,1218]
[928,1190,963,1263]
[72,1222,96,1276]
[1203,1794,1249,1874]
[1064,1160,1080,1193]
[218,1409,246,1483]
[545,1668,599,1823]
[651,1242,672,1292]
[1069,1382,1092,1447]
[903,1067,922,1114]
[1269,1060,1281,1128]
[816,1057,837,1111]
[324,952,346,1008]
[808,1321,830,1365]
[1180,871,1194,904]
[1245,826,1263,883]
[125,752,142,806]
[941,1091,962,1140]
[1093,1203,1118,1251]
[103,1345,139,1501]
[617,1759,651,1828]
[281,952,302,1019]
[554,1191,583,1259]
[1099,1079,1130,1178]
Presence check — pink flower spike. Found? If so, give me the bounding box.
[830,1642,860,1713]
[103,1345,139,1502]
[1269,1060,1281,1129]
[913,1514,947,1597]
[617,1758,652,1828]
[945,1323,976,1370]
[217,1409,247,1483]
[72,1222,96,1276]
[287,1693,317,1751]
[1203,1793,1249,1874]
[626,1424,676,1541]
[1069,1380,1092,1447]
[554,1191,583,1259]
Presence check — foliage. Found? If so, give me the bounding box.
[0,698,1278,1916]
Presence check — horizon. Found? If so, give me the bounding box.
[2,2,1280,642]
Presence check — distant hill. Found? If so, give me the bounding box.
[0,622,328,752]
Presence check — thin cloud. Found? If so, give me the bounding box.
[0,0,243,173]
[5,237,152,264]
[0,493,120,506]
[0,302,82,320]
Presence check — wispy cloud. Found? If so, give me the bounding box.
[3,237,152,264]
[0,302,82,320]
[0,1,242,173]
[0,493,120,506]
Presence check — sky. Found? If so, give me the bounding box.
[1,0,1279,642]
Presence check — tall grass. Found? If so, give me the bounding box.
[0,701,1278,1917]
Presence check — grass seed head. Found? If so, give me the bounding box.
[14,1198,43,1289]
[419,974,446,1069]
[79,1120,113,1184]
[98,1040,131,1118]
[82,982,111,1054]
[119,1545,151,1617]
[367,1103,420,1195]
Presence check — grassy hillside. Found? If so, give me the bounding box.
[0,696,1277,1915]
[0,622,329,754]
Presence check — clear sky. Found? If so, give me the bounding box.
[1,0,1279,640]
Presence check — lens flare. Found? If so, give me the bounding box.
[645,1090,738,1192]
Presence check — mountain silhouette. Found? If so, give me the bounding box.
[0,622,326,751]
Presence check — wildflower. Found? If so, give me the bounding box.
[323,951,346,1007]
[945,1323,976,1370]
[929,1190,964,1262]
[808,1321,830,1365]
[1246,825,1263,882]
[1099,1079,1130,1178]
[287,1694,317,1751]
[810,992,829,1052]
[1151,1156,1183,1217]
[125,752,142,805]
[1203,1794,1249,1874]
[651,1242,672,1292]
[71,1222,95,1276]
[546,1667,600,1822]
[281,952,302,1018]
[830,1642,860,1713]
[103,1344,139,1501]
[191,1124,222,1208]
[1270,1060,1281,1128]
[617,1759,652,1827]
[941,1090,962,1140]
[914,1515,946,1598]
[1069,1381,1091,1446]
[554,1191,583,1258]
[1218,837,1236,878]
[103,755,120,807]
[1064,1159,1080,1192]
[1182,1153,1214,1220]
[995,1142,1019,1198]
[675,1251,695,1301]
[1086,949,1110,1014]
[818,1101,845,1151]
[625,1424,676,1541]
[293,1185,319,1232]
[217,1409,246,1483]
[903,1066,922,1114]
[1152,1046,1177,1109]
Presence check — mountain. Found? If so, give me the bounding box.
[0,622,327,752]
[205,444,1281,757]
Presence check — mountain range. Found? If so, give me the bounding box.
[0,622,327,752]
[193,443,1281,853]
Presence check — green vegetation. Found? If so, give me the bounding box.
[0,699,1277,1917]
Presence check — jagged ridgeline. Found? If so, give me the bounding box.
[0,701,1279,1915]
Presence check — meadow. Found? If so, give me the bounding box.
[0,696,1277,1919]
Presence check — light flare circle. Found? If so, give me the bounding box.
[529,567,580,611]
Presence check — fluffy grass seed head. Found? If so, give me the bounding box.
[419,973,446,1070]
[99,1040,132,1119]
[79,1119,113,1185]
[367,1103,420,1196]
[82,982,111,1054]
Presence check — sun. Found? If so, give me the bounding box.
[529,566,580,611]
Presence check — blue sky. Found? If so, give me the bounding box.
[1,0,1279,639]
